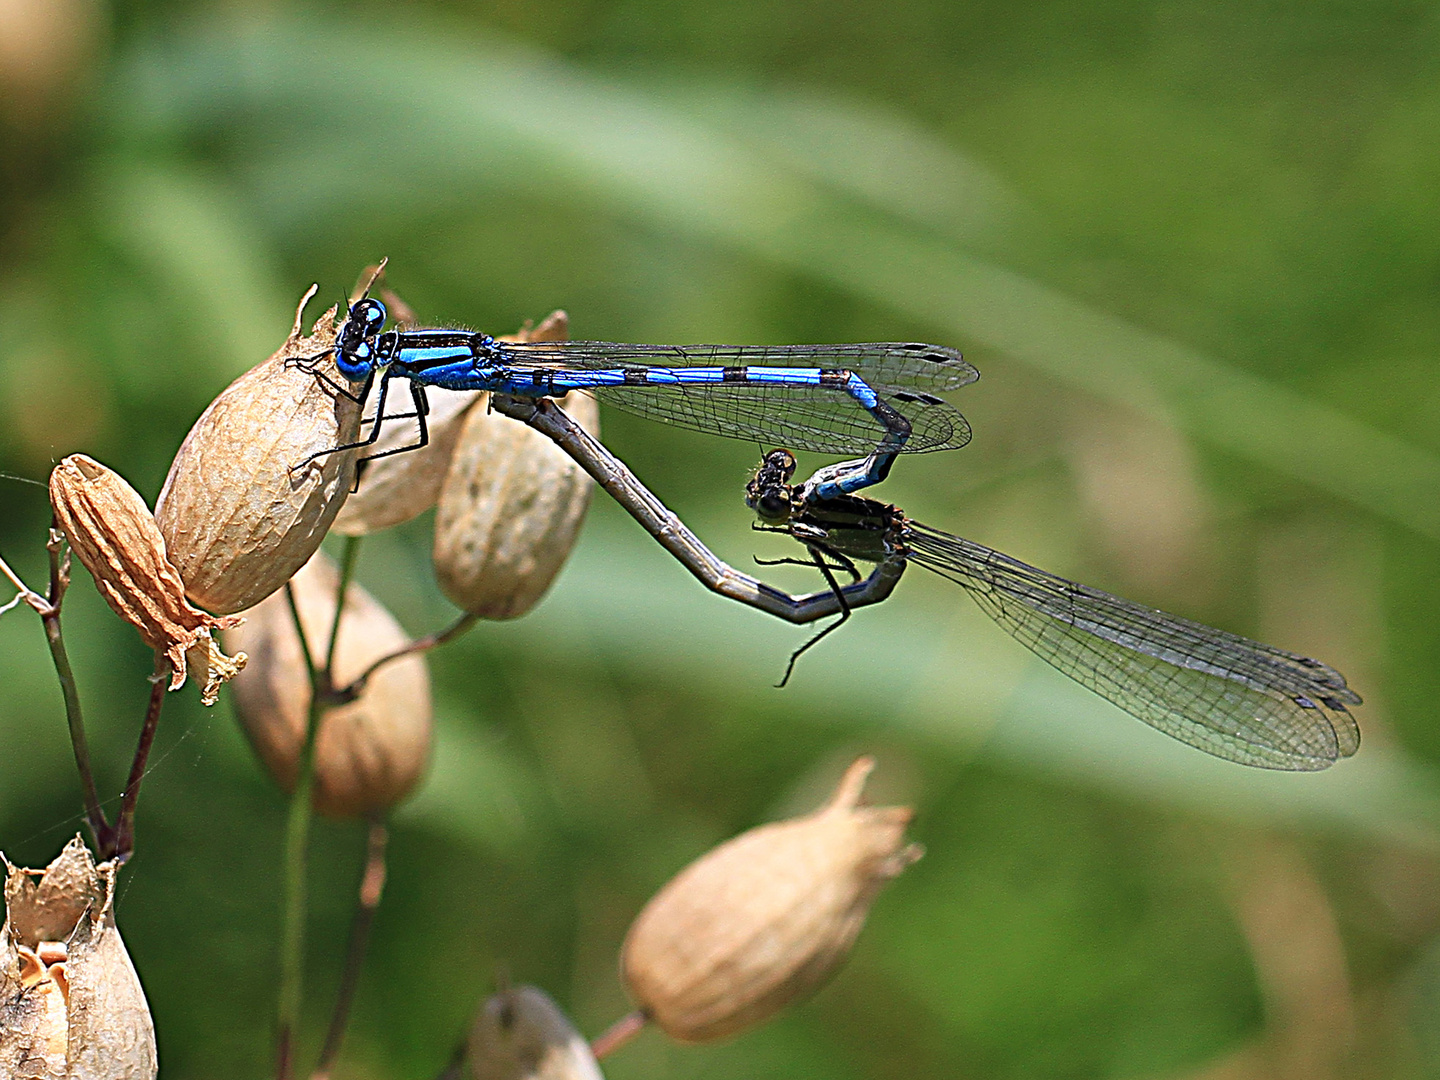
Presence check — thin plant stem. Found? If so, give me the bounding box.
[310,816,389,1080]
[3,536,110,847]
[590,1010,648,1060]
[323,537,362,678]
[276,538,362,1080]
[46,528,110,845]
[108,676,165,860]
[276,580,318,1080]
[335,611,477,701]
[47,653,108,844]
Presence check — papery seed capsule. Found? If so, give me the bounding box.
[433,312,596,619]
[154,285,363,615]
[467,985,605,1080]
[330,385,483,537]
[223,551,432,819]
[49,453,245,705]
[621,757,922,1043]
[0,837,157,1080]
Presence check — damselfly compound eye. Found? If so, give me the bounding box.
[355,297,386,333]
[755,491,791,521]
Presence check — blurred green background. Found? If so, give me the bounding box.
[3,0,1440,1076]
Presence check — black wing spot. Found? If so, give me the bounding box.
[899,342,964,364]
[890,390,946,405]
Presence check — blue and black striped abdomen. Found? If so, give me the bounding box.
[496,339,977,390]
[486,341,977,455]
[378,333,975,456]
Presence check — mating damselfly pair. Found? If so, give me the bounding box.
[300,290,1361,771]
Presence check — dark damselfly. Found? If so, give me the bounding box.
[745,449,1361,771]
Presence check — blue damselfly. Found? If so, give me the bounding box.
[299,296,977,499]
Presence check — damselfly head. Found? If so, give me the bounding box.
[331,298,388,381]
[335,294,385,347]
[745,448,799,523]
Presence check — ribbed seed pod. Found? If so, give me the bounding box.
[330,386,482,536]
[154,286,362,615]
[48,454,245,705]
[433,312,595,619]
[223,551,432,819]
[0,837,157,1080]
[621,757,922,1043]
[467,985,605,1080]
[334,310,571,537]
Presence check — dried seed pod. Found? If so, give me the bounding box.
[621,757,922,1043]
[467,985,605,1080]
[154,286,362,615]
[0,837,157,1080]
[330,386,483,536]
[433,312,596,619]
[49,454,245,705]
[223,551,432,818]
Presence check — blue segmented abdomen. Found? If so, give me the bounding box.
[499,364,884,409]
[363,328,976,456]
[538,364,828,388]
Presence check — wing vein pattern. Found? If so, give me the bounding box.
[904,522,1361,770]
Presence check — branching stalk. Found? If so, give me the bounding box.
[275,579,317,1080]
[3,536,110,848]
[276,536,362,1080]
[334,611,477,702]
